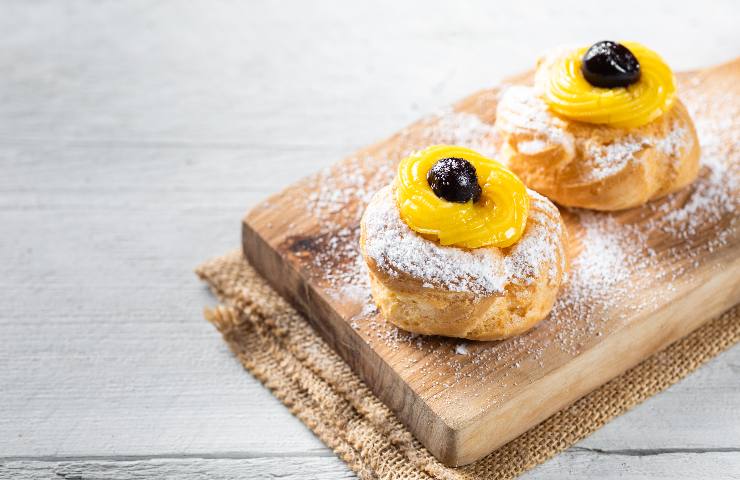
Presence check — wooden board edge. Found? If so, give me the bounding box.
[451,256,740,465]
[241,217,462,463]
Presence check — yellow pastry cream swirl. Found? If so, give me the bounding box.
[395,145,529,249]
[535,41,676,128]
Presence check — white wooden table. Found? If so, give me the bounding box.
[1,1,739,478]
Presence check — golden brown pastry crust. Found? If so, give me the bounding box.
[360,185,568,341]
[494,86,700,211]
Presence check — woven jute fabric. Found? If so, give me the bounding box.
[196,250,739,480]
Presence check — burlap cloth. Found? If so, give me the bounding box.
[196,250,739,479]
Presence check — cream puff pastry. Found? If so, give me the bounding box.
[495,41,700,211]
[360,146,567,341]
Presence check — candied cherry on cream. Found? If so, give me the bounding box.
[426,157,482,203]
[581,40,641,88]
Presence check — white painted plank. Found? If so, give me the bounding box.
[0,145,340,195]
[0,323,328,458]
[0,457,356,480]
[0,1,737,147]
[1,451,738,480]
[523,450,740,480]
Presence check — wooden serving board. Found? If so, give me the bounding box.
[243,59,740,466]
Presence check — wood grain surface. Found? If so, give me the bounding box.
[2,1,739,478]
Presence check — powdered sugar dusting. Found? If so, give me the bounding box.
[455,344,469,356]
[586,138,644,180]
[504,194,565,286]
[277,155,397,305]
[517,139,549,155]
[362,186,562,295]
[363,185,507,295]
[496,86,692,182]
[402,107,498,158]
[655,126,688,155]
[496,85,574,155]
[584,125,689,181]
[645,89,739,245]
